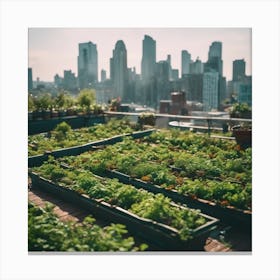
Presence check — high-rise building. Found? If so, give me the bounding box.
[141,35,156,81]
[190,57,203,74]
[28,68,33,91]
[181,74,203,102]
[233,59,246,81]
[63,70,77,91]
[181,50,191,77]
[208,41,222,58]
[110,40,128,100]
[101,69,107,82]
[231,76,252,106]
[171,69,179,81]
[54,74,63,88]
[205,41,223,76]
[166,54,172,79]
[77,41,98,89]
[155,60,170,101]
[203,71,219,111]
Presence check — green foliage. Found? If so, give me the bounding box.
[57,129,251,210]
[34,93,53,110]
[77,89,96,109]
[138,113,156,127]
[28,202,147,251]
[28,118,139,156]
[28,94,35,111]
[32,159,208,240]
[53,122,72,141]
[55,92,75,109]
[230,102,252,118]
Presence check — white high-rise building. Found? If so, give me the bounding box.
[203,71,219,111]
[77,41,98,89]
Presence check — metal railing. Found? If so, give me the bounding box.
[105,111,252,137]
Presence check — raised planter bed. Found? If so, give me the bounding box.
[28,115,106,135]
[29,172,219,251]
[28,129,156,168]
[104,169,251,231]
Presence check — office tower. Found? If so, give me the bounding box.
[233,59,246,81]
[54,74,63,88]
[203,71,219,111]
[166,54,172,79]
[205,41,223,75]
[155,60,170,101]
[219,76,227,104]
[63,70,77,91]
[209,41,222,58]
[141,35,156,81]
[190,57,203,74]
[77,41,98,89]
[101,69,107,82]
[28,68,33,91]
[181,50,191,76]
[181,73,203,102]
[171,69,179,81]
[231,75,252,106]
[110,40,128,100]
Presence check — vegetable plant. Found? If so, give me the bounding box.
[28,202,147,252]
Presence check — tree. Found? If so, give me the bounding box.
[55,91,75,110]
[34,93,53,110]
[28,94,35,111]
[77,89,96,111]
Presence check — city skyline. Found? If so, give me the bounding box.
[28,28,251,82]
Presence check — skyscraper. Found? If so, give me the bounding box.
[203,71,219,111]
[208,41,222,58]
[141,35,156,81]
[28,68,33,91]
[77,41,98,89]
[233,59,246,81]
[63,70,77,91]
[205,41,223,76]
[190,57,204,74]
[181,50,191,76]
[101,69,107,82]
[110,40,128,100]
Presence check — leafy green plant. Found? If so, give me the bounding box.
[230,102,252,119]
[28,202,147,251]
[53,121,71,141]
[28,118,140,156]
[32,160,208,240]
[77,89,96,111]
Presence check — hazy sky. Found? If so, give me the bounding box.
[28,28,251,82]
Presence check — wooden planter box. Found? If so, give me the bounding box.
[29,172,219,251]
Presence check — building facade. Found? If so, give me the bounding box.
[141,35,156,81]
[203,71,219,111]
[110,40,128,100]
[77,41,98,89]
[233,59,246,81]
[28,68,33,91]
[205,41,223,76]
[181,50,191,77]
[63,70,77,91]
